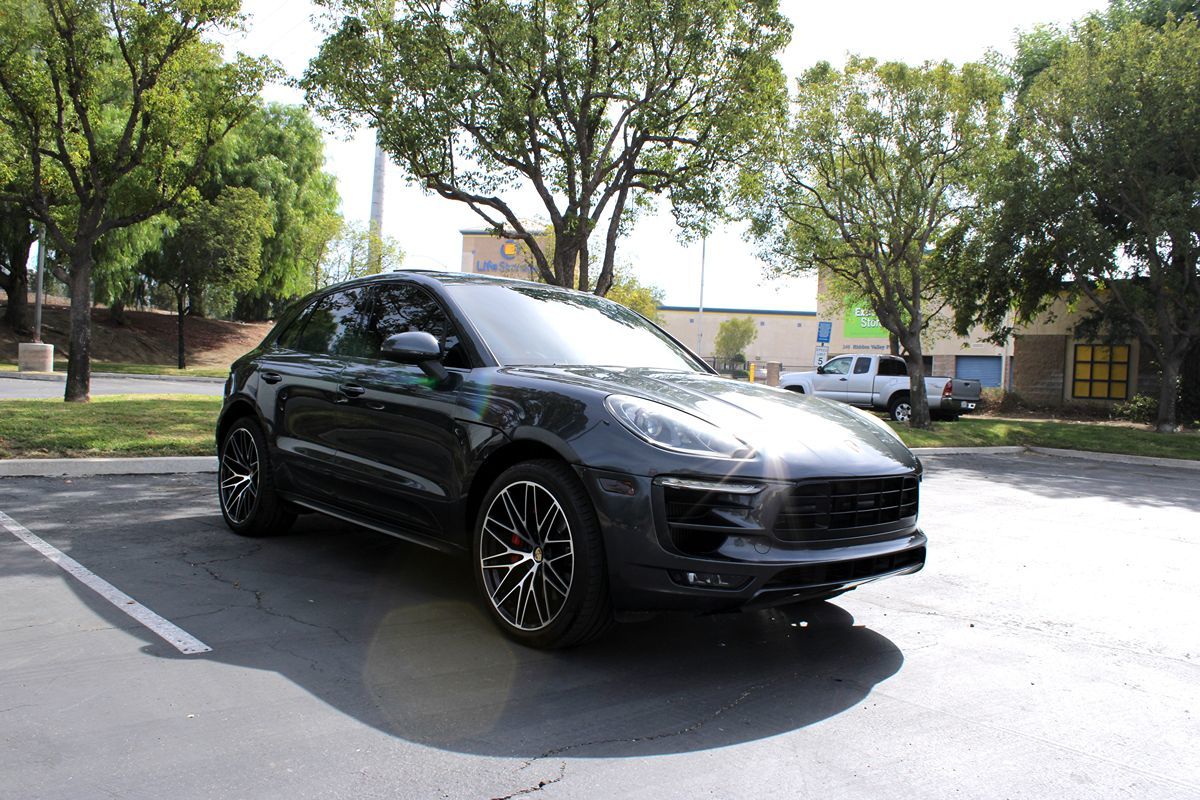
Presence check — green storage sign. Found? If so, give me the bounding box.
[843,300,885,338]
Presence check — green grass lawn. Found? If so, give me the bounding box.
[0,360,226,378]
[891,417,1200,460]
[0,395,221,459]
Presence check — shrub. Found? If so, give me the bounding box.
[1112,394,1158,424]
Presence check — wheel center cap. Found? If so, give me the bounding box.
[533,546,543,563]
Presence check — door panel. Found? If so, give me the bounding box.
[813,356,853,401]
[843,357,875,405]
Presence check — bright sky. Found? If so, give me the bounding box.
[226,0,1104,311]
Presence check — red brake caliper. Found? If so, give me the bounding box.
[511,533,521,563]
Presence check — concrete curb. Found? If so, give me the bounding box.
[0,456,217,478]
[0,371,223,384]
[1025,445,1200,471]
[910,446,1026,456]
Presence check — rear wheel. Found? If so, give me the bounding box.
[888,394,913,422]
[218,418,295,537]
[473,460,611,649]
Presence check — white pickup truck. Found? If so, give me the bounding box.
[779,354,982,421]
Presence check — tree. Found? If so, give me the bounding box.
[0,203,36,331]
[605,267,664,321]
[303,0,789,296]
[714,316,757,361]
[0,0,273,400]
[317,220,404,288]
[142,187,270,368]
[947,13,1200,432]
[746,57,1005,427]
[210,103,342,319]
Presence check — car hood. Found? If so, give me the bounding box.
[507,366,918,478]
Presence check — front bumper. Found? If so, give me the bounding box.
[578,467,927,613]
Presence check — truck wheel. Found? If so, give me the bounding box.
[888,395,912,422]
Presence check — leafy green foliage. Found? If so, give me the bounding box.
[303,0,789,296]
[948,11,1200,431]
[714,316,757,361]
[605,268,665,321]
[746,56,1006,427]
[317,220,404,289]
[0,0,275,399]
[142,186,272,367]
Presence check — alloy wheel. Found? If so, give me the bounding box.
[479,480,575,631]
[894,402,912,422]
[220,428,260,525]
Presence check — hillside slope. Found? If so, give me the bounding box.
[2,297,273,368]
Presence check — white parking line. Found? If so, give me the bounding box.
[0,510,212,655]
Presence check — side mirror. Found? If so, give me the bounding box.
[815,364,825,374]
[381,331,450,385]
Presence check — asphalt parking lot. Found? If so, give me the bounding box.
[1,453,1197,799]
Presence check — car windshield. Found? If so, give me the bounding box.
[445,282,703,370]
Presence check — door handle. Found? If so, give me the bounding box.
[261,371,283,384]
[338,384,366,397]
[839,377,848,381]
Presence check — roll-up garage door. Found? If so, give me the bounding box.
[955,355,1002,388]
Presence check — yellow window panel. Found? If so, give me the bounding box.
[1073,381,1090,398]
[1076,345,1093,362]
[1094,363,1110,380]
[1091,382,1110,398]
[1094,345,1110,362]
[1113,345,1129,363]
[1112,364,1128,381]
[1109,382,1127,400]
[1074,363,1091,379]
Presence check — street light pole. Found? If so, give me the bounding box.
[33,225,46,343]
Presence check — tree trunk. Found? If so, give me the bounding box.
[177,290,187,369]
[1155,355,1181,433]
[903,340,931,429]
[108,297,128,326]
[64,250,94,402]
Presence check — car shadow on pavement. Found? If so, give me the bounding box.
[13,481,904,760]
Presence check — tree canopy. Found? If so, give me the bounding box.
[746,56,1006,427]
[0,0,274,400]
[303,0,789,297]
[714,316,756,361]
[946,11,1200,431]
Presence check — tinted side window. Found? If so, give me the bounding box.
[373,284,468,369]
[293,287,375,357]
[275,299,317,350]
[853,357,871,374]
[878,358,908,377]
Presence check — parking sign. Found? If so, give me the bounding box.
[817,321,832,343]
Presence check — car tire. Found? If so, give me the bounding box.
[218,418,295,537]
[473,460,612,649]
[888,394,912,422]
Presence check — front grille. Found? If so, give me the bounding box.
[662,485,758,556]
[774,475,918,541]
[761,547,926,591]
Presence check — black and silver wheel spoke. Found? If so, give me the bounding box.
[219,428,260,525]
[480,480,575,632]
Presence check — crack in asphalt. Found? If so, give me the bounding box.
[517,675,783,770]
[192,563,350,644]
[491,762,567,800]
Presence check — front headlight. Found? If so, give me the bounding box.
[604,395,754,459]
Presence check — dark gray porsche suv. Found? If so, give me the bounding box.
[216,271,926,648]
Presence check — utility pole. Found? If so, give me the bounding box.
[367,139,386,273]
[696,235,707,359]
[33,225,46,343]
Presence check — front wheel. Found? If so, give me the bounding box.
[218,418,295,537]
[888,395,913,423]
[473,460,611,649]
